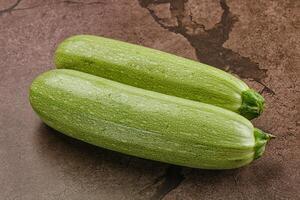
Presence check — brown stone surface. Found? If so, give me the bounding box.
[0,0,299,199]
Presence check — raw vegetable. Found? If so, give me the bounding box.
[29,69,273,169]
[55,35,264,119]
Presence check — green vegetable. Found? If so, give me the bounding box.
[54,35,264,119]
[29,69,273,169]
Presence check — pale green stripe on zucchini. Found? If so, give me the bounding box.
[29,69,272,169]
[54,35,264,119]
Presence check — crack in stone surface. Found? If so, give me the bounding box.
[151,166,184,200]
[139,165,185,200]
[0,0,22,15]
[138,0,274,94]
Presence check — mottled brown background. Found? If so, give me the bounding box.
[0,0,299,199]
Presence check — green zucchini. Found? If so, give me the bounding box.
[29,69,273,169]
[54,35,264,119]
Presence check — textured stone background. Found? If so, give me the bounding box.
[0,0,299,199]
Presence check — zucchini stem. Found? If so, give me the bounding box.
[253,128,274,160]
[239,89,265,120]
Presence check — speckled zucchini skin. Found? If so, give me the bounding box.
[29,69,271,169]
[55,35,264,119]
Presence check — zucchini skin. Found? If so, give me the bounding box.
[55,35,264,119]
[29,69,271,169]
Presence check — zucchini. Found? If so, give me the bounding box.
[54,35,264,119]
[29,69,273,169]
